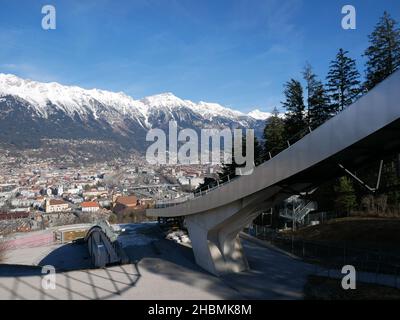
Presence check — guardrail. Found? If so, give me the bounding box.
[246,225,400,284]
[280,201,317,223]
[154,194,195,208]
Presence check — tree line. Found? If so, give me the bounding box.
[201,11,400,217]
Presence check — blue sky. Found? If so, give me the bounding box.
[0,0,399,113]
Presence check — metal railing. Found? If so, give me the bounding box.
[154,194,194,208]
[246,225,400,287]
[280,201,317,223]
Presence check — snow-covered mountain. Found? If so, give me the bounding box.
[0,73,269,153]
[248,109,273,120]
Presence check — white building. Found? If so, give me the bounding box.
[81,201,100,213]
[45,199,70,213]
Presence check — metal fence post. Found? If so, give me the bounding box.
[291,235,294,254]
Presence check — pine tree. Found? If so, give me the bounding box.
[334,176,357,213]
[195,177,218,193]
[218,135,262,183]
[326,48,361,113]
[362,12,400,213]
[364,11,400,91]
[262,107,285,156]
[380,157,400,207]
[253,136,263,166]
[282,79,307,138]
[303,63,317,120]
[303,63,331,127]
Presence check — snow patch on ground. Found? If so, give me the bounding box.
[166,230,191,244]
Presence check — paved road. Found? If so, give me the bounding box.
[223,240,316,299]
[0,223,316,299]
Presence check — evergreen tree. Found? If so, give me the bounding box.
[303,63,331,127]
[334,176,357,213]
[195,177,218,193]
[326,48,361,113]
[282,79,307,138]
[218,135,262,183]
[379,157,400,207]
[303,62,317,120]
[253,136,263,166]
[362,12,400,213]
[262,107,285,156]
[364,11,400,90]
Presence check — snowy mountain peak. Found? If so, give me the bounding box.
[248,109,272,120]
[140,92,188,108]
[0,73,268,152]
[140,93,245,119]
[0,73,146,118]
[195,101,245,118]
[0,73,267,126]
[248,108,285,120]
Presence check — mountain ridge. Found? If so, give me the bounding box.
[0,73,270,154]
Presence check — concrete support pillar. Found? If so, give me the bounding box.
[185,202,260,276]
[186,216,250,276]
[183,186,298,276]
[185,218,224,275]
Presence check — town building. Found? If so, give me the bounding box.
[45,199,70,213]
[81,201,100,213]
[113,195,138,214]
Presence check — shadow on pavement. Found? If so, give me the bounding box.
[0,223,314,299]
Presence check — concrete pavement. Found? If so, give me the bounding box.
[0,223,316,299]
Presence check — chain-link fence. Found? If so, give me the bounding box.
[246,224,400,287]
